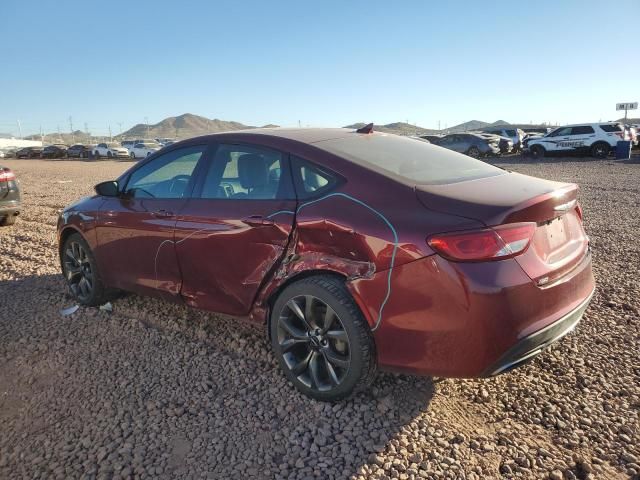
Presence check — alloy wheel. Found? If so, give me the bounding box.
[277,295,351,392]
[63,241,94,302]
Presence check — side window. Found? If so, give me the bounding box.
[125,145,205,199]
[570,126,595,135]
[291,156,338,199]
[200,144,287,200]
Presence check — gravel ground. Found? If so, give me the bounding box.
[0,156,638,480]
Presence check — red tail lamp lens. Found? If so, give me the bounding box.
[428,223,536,262]
[0,168,15,182]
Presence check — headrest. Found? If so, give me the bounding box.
[238,154,269,189]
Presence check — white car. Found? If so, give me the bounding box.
[482,127,525,152]
[129,142,161,159]
[93,143,130,159]
[526,123,624,159]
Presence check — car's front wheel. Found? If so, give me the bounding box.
[270,275,377,402]
[61,232,112,306]
[0,214,17,226]
[530,145,545,159]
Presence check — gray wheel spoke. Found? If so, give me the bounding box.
[287,299,307,324]
[323,348,349,369]
[304,295,315,327]
[65,248,76,262]
[279,315,308,340]
[325,329,348,342]
[322,306,336,332]
[323,354,340,386]
[280,337,309,353]
[309,351,323,389]
[291,349,313,376]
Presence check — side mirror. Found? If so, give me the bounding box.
[95,180,119,197]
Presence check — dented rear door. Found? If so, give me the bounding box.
[174,142,296,316]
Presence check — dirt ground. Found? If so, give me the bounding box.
[0,156,638,480]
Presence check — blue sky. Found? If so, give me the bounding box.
[1,0,638,136]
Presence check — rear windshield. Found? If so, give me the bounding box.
[599,124,622,132]
[314,134,504,185]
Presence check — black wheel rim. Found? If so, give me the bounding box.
[277,295,351,392]
[63,241,94,302]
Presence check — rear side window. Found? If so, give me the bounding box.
[291,156,338,199]
[200,144,291,200]
[505,129,516,136]
[599,124,622,132]
[570,126,595,135]
[313,134,503,185]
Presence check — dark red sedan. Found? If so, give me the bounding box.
[57,127,594,401]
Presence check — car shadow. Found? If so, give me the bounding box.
[0,272,435,478]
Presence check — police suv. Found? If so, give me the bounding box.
[525,123,625,159]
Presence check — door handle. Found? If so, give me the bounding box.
[242,215,275,227]
[153,209,174,218]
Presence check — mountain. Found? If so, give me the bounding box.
[119,113,254,139]
[447,120,491,132]
[24,130,95,144]
[344,122,440,136]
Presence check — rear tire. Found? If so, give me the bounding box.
[591,142,610,159]
[467,146,480,157]
[94,151,100,159]
[270,275,377,402]
[107,151,113,158]
[61,232,113,306]
[530,145,545,159]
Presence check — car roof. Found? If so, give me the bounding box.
[186,127,354,145]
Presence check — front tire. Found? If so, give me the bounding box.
[61,232,112,306]
[270,275,377,402]
[530,144,545,159]
[94,151,100,159]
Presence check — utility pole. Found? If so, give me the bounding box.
[84,122,89,142]
[117,122,123,134]
[144,117,150,138]
[69,116,75,143]
[17,120,23,139]
[40,125,44,145]
[109,125,112,141]
[438,120,441,131]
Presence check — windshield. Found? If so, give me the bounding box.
[314,134,504,185]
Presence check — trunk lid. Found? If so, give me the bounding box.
[416,172,589,284]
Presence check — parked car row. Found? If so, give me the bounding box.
[5,139,166,160]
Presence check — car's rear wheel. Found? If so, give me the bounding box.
[530,145,545,159]
[107,151,113,158]
[270,275,377,402]
[61,232,112,306]
[467,146,480,157]
[591,142,610,159]
[94,151,100,159]
[131,152,136,159]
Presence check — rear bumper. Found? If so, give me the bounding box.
[0,200,21,215]
[482,287,593,376]
[349,249,595,377]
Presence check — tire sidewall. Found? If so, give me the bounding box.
[270,277,372,402]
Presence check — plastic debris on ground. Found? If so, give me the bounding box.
[60,305,79,316]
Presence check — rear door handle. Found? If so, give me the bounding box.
[153,209,174,218]
[242,215,275,227]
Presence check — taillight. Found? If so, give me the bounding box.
[0,168,15,183]
[575,203,583,223]
[427,223,536,262]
